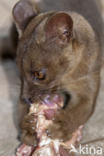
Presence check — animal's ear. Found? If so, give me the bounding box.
[45,13,73,45]
[13,0,38,37]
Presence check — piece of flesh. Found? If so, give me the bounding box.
[16,95,83,156]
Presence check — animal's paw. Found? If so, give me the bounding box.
[20,114,38,146]
[20,131,37,146]
[21,113,37,134]
[46,117,68,141]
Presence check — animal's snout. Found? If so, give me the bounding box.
[23,98,33,105]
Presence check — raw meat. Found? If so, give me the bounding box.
[16,95,83,156]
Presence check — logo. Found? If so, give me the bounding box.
[70,144,103,155]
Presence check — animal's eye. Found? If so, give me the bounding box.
[32,69,46,80]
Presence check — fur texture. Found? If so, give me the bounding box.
[12,0,103,145]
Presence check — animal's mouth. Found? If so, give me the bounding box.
[42,94,64,108]
[42,94,64,120]
[42,91,71,108]
[62,91,71,109]
[23,91,70,120]
[40,92,71,120]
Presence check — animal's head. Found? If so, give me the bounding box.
[13,0,95,107]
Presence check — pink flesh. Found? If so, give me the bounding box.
[59,146,69,156]
[16,95,66,156]
[16,144,35,156]
[52,95,63,105]
[43,95,63,108]
[16,125,83,156]
[41,95,64,120]
[44,109,56,120]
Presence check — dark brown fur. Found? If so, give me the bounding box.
[12,0,103,145]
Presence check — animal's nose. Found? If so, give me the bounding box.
[23,98,33,105]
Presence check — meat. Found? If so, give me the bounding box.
[16,144,34,156]
[16,95,83,156]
